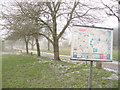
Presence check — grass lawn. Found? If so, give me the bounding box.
[41,49,71,56]
[2,54,118,88]
[113,50,119,61]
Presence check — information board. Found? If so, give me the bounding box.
[71,25,113,60]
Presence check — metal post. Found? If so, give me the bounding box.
[88,61,93,89]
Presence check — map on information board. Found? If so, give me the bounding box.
[71,25,113,60]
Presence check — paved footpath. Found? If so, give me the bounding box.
[28,50,119,73]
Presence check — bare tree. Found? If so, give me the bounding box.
[0,2,44,56]
[29,37,36,50]
[1,1,104,60]
[101,0,119,21]
[13,1,103,60]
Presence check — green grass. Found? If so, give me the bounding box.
[41,49,71,55]
[2,54,118,88]
[113,50,119,61]
[41,49,54,53]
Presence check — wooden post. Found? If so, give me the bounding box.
[96,62,102,69]
[31,52,33,56]
[20,50,22,53]
[2,40,5,51]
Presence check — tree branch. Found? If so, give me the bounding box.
[38,33,53,45]
[58,2,79,39]
[101,0,119,21]
[28,32,53,45]
[55,2,61,12]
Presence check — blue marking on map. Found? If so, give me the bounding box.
[92,38,94,40]
[80,33,82,35]
[108,47,110,50]
[93,48,97,52]
[84,34,89,37]
[98,38,101,41]
[107,31,111,36]
[90,43,93,47]
[106,39,108,42]
[73,52,77,58]
[73,55,77,58]
[81,53,89,58]
[91,34,94,35]
[107,45,111,50]
[106,54,110,59]
[106,39,110,42]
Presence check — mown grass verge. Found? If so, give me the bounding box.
[41,49,70,56]
[2,54,118,88]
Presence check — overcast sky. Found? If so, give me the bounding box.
[0,0,118,39]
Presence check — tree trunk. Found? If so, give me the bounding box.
[31,38,34,50]
[2,40,5,51]
[35,37,41,57]
[48,40,50,51]
[25,41,29,54]
[47,31,50,51]
[53,37,60,61]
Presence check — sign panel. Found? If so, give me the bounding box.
[71,25,113,60]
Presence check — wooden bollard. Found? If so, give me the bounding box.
[20,50,22,53]
[96,62,102,69]
[31,52,33,56]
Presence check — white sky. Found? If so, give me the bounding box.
[0,0,118,40]
[96,16,118,28]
